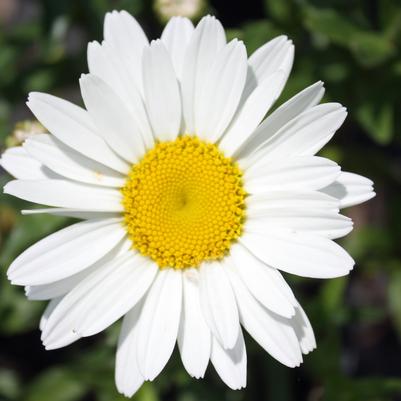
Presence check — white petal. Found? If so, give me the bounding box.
[245,210,353,240]
[116,301,145,397]
[237,81,325,159]
[136,268,182,381]
[161,17,194,80]
[199,261,239,349]
[210,329,247,390]
[26,238,131,300]
[242,103,347,167]
[21,208,120,220]
[245,36,294,96]
[27,267,94,301]
[103,10,148,96]
[40,298,81,348]
[80,74,145,163]
[244,156,341,193]
[4,179,123,211]
[8,218,126,285]
[142,40,181,141]
[247,191,339,215]
[24,134,125,187]
[181,16,226,133]
[229,243,295,317]
[219,71,286,156]
[40,297,62,331]
[27,93,128,174]
[240,231,354,279]
[292,304,316,355]
[87,41,154,150]
[195,39,247,143]
[0,147,56,180]
[42,252,157,349]
[321,171,375,208]
[226,265,303,367]
[178,269,211,378]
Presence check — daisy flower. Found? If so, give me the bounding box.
[1,11,375,396]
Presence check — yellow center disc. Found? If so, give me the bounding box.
[122,136,246,269]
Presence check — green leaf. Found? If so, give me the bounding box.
[320,277,348,325]
[23,69,56,92]
[136,382,159,401]
[0,285,44,334]
[356,101,394,145]
[350,32,395,67]
[24,368,87,401]
[304,7,395,67]
[304,7,359,46]
[264,0,292,22]
[0,368,21,400]
[388,269,401,340]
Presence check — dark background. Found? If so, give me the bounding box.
[0,0,401,400]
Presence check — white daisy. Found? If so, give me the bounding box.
[1,11,375,396]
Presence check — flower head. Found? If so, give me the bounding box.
[1,11,375,396]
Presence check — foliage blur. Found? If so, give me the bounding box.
[0,0,400,400]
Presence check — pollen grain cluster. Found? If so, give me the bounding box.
[121,136,246,269]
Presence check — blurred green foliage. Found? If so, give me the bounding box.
[0,0,401,400]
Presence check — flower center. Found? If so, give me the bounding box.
[122,136,246,269]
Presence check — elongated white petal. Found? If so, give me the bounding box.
[226,265,303,367]
[4,179,123,211]
[27,267,94,301]
[80,74,145,163]
[24,134,125,187]
[321,171,375,208]
[104,10,148,96]
[26,238,131,300]
[247,191,339,215]
[210,329,247,390]
[245,36,294,96]
[116,301,145,397]
[0,146,56,180]
[88,40,127,101]
[181,16,226,133]
[244,156,341,193]
[8,218,126,285]
[72,255,156,336]
[229,244,295,317]
[136,269,182,381]
[199,261,240,349]
[246,210,353,239]
[240,231,354,278]
[161,17,194,80]
[21,208,120,220]
[42,252,157,349]
[27,93,128,173]
[292,304,316,354]
[178,269,211,378]
[237,81,325,159]
[220,71,285,156]
[243,103,347,167]
[87,41,154,150]
[142,40,181,141]
[195,39,247,142]
[40,297,62,331]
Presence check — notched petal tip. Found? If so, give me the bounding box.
[3,180,13,195]
[78,73,91,83]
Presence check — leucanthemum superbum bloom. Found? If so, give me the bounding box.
[1,11,375,396]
